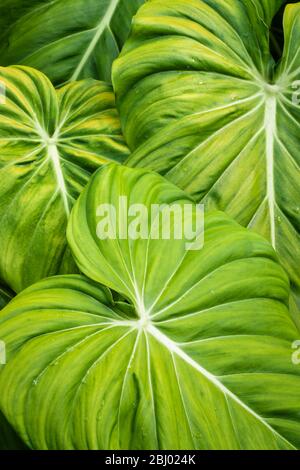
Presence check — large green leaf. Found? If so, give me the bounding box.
[0,66,129,293]
[0,0,145,85]
[0,164,299,450]
[112,0,300,310]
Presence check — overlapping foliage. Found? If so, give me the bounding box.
[0,165,299,450]
[0,0,299,451]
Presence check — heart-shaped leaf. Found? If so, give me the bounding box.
[0,0,145,85]
[113,0,300,310]
[0,66,129,292]
[0,164,299,450]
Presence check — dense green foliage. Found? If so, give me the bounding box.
[0,165,299,450]
[0,0,299,451]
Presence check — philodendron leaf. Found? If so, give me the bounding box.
[0,0,145,86]
[0,164,299,450]
[112,0,300,309]
[0,66,129,293]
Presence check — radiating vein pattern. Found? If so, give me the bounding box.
[0,66,129,292]
[1,165,299,449]
[57,164,300,449]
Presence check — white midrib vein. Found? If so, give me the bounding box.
[70,0,120,82]
[47,142,70,217]
[146,324,294,449]
[33,119,70,218]
[264,93,277,249]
